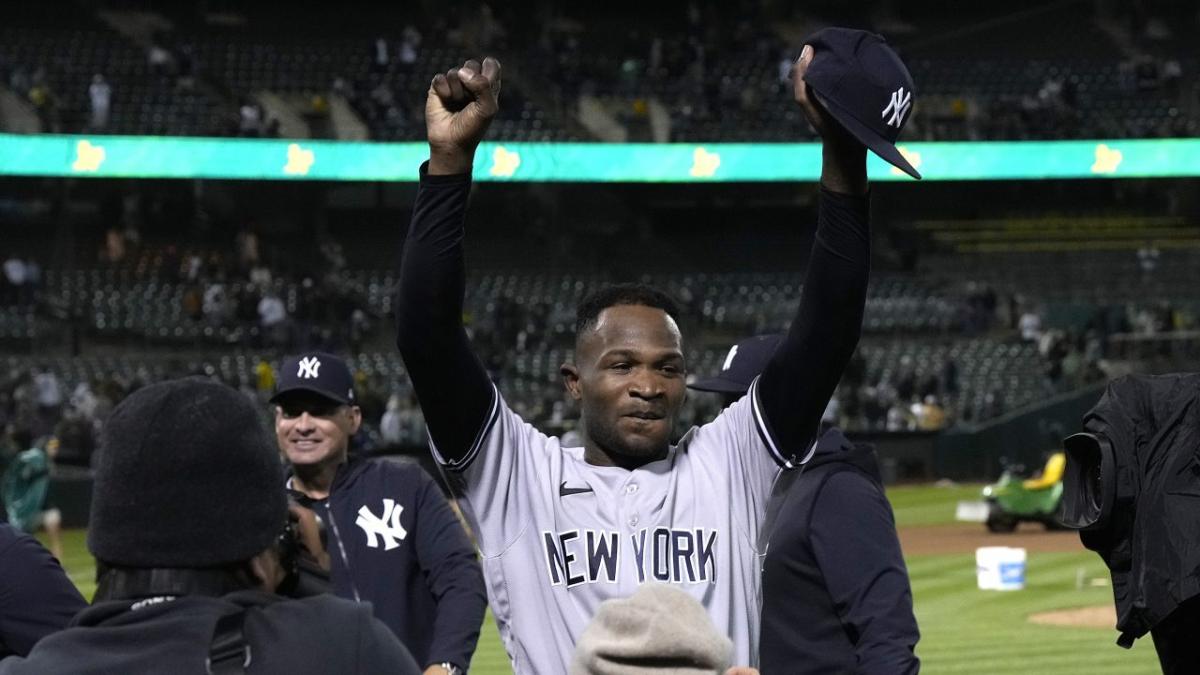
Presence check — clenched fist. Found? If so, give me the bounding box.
[426,57,502,175]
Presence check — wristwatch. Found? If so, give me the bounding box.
[439,663,462,675]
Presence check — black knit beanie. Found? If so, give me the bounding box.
[88,377,287,568]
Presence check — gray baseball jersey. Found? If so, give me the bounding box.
[434,378,810,674]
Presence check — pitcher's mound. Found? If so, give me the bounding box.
[1029,605,1115,629]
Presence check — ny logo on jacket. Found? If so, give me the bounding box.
[356,499,408,550]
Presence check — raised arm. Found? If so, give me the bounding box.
[756,45,870,463]
[395,58,502,464]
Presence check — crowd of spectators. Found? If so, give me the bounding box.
[6,230,1193,456]
[1,2,1194,141]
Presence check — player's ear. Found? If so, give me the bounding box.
[561,362,582,401]
[347,405,363,433]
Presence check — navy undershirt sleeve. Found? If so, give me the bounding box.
[395,164,496,463]
[757,188,869,463]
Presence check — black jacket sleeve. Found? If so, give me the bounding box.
[756,188,869,464]
[0,525,87,657]
[810,472,920,675]
[394,164,496,463]
[411,468,487,670]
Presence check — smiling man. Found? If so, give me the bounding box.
[273,351,486,675]
[395,43,883,673]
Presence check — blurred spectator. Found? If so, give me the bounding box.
[202,280,231,325]
[238,101,263,137]
[103,227,126,264]
[147,41,173,76]
[181,285,203,321]
[88,74,111,131]
[254,359,276,398]
[886,402,912,432]
[1,436,63,561]
[379,394,405,446]
[1138,241,1160,278]
[2,255,27,306]
[940,356,959,397]
[1019,308,1043,342]
[32,370,62,433]
[236,228,260,270]
[399,25,421,66]
[258,291,289,347]
[915,395,947,431]
[371,37,390,73]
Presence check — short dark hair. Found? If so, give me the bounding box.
[575,283,681,336]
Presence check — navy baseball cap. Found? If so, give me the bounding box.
[689,335,783,395]
[803,27,921,179]
[270,351,357,405]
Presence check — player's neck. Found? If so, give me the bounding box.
[290,454,345,500]
[583,444,666,471]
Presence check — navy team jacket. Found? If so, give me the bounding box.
[758,429,920,675]
[290,456,486,671]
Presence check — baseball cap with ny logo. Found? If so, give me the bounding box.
[801,27,921,179]
[270,351,357,405]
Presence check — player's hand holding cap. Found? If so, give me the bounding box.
[801,27,921,179]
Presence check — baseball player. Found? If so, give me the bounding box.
[396,31,914,672]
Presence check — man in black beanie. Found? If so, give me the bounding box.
[0,377,420,675]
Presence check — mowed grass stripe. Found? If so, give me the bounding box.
[888,483,986,527]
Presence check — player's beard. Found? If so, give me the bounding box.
[582,411,671,467]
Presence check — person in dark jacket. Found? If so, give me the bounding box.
[691,335,920,674]
[274,351,487,675]
[0,376,419,675]
[0,523,86,658]
[1061,372,1200,673]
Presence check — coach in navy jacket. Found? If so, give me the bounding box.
[758,429,920,674]
[275,351,486,675]
[692,336,919,674]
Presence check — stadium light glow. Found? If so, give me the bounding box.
[0,133,1197,182]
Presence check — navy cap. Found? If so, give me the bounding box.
[270,351,357,405]
[803,27,921,179]
[689,335,783,395]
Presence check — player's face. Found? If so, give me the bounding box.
[568,305,687,465]
[274,393,362,469]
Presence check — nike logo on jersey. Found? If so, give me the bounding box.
[542,527,718,587]
[559,481,594,496]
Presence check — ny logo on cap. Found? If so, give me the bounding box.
[722,344,740,372]
[882,87,912,128]
[297,356,321,379]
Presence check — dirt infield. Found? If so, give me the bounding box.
[899,522,1084,556]
[1029,605,1116,628]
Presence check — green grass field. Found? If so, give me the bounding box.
[43,483,1162,673]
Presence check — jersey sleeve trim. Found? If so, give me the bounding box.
[750,376,816,469]
[430,383,501,472]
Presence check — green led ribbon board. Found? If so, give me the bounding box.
[0,134,1196,182]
